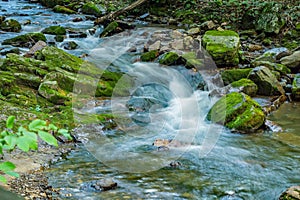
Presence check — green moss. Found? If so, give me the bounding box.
[202,30,240,66]
[207,92,265,132]
[2,33,46,48]
[0,19,21,32]
[231,78,258,96]
[100,21,119,38]
[182,52,203,68]
[0,71,16,96]
[42,26,66,35]
[159,52,179,65]
[140,50,159,62]
[1,53,48,77]
[39,46,83,72]
[221,68,252,85]
[292,74,300,100]
[82,2,103,17]
[53,5,76,14]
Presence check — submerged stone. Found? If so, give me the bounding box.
[207,92,265,132]
[202,30,240,66]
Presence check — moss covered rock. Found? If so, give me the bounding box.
[280,51,300,69]
[159,52,179,65]
[0,71,16,96]
[202,30,240,66]
[100,21,120,38]
[251,61,291,75]
[0,19,21,32]
[38,46,83,72]
[221,68,252,85]
[181,52,203,69]
[292,74,300,101]
[140,50,159,62]
[2,33,46,48]
[231,78,258,97]
[82,2,105,17]
[248,66,285,96]
[38,80,70,105]
[42,26,66,35]
[207,92,265,132]
[53,5,76,14]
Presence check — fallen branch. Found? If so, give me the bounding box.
[95,0,149,25]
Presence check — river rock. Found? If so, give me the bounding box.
[140,50,159,62]
[2,32,46,48]
[230,78,258,97]
[202,30,240,66]
[292,74,300,100]
[251,61,291,75]
[0,16,5,24]
[80,179,117,192]
[42,25,66,35]
[280,51,300,70]
[159,52,180,65]
[207,92,265,132]
[187,27,200,35]
[279,186,300,200]
[181,52,204,69]
[248,66,285,96]
[0,19,21,32]
[221,68,252,85]
[63,41,78,50]
[82,2,105,17]
[53,5,76,14]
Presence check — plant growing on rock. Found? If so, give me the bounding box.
[0,116,71,183]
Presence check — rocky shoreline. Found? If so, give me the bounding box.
[0,0,299,199]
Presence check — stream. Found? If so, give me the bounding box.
[1,1,300,199]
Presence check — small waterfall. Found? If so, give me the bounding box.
[73,28,224,173]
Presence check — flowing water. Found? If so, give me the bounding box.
[1,1,300,199]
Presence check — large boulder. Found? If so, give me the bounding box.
[292,74,300,100]
[202,30,240,66]
[207,92,265,132]
[0,19,21,32]
[221,68,252,85]
[2,33,46,48]
[247,66,285,96]
[280,51,300,69]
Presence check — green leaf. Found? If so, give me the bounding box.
[38,130,58,147]
[58,129,71,140]
[6,116,15,129]
[28,119,47,131]
[1,130,9,137]
[3,135,18,150]
[0,161,16,172]
[48,124,58,131]
[22,129,37,140]
[16,136,30,152]
[0,175,7,183]
[5,171,19,178]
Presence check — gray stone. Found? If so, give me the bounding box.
[280,51,300,69]
[248,66,285,96]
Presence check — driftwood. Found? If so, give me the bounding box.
[95,0,149,25]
